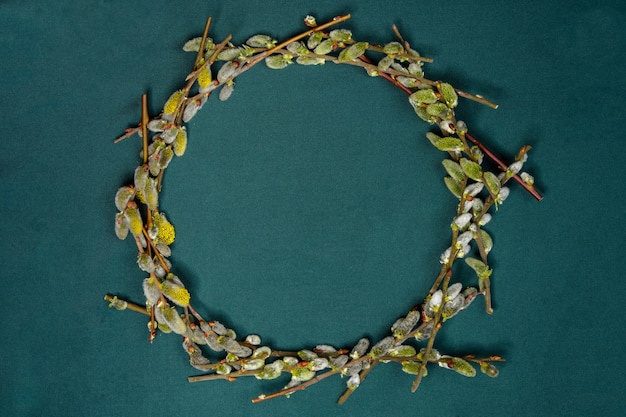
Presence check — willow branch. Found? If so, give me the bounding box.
[104,294,149,316]
[193,17,212,70]
[466,133,542,200]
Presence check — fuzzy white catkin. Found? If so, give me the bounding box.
[446,283,463,300]
[454,213,473,228]
[350,338,370,359]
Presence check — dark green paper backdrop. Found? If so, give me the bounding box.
[1,1,625,416]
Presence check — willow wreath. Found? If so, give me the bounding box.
[105,14,542,405]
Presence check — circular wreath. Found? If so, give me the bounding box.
[106,14,541,405]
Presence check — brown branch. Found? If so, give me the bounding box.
[141,94,149,164]
[104,294,149,316]
[246,14,352,68]
[193,17,212,70]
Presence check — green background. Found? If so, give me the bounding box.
[1,0,624,416]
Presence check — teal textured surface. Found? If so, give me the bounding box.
[1,1,625,416]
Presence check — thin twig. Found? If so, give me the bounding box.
[337,359,377,404]
[247,14,352,67]
[141,94,149,164]
[193,17,212,70]
[104,294,150,316]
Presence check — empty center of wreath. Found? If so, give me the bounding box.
[161,67,446,346]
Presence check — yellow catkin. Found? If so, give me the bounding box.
[153,212,175,245]
[135,189,146,204]
[144,178,159,210]
[161,282,190,307]
[173,129,187,156]
[197,66,212,88]
[163,90,185,115]
[125,207,143,236]
[161,305,187,333]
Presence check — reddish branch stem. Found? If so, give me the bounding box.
[465,133,542,201]
[361,55,542,201]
